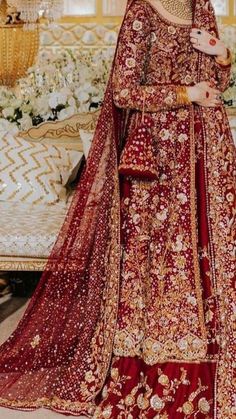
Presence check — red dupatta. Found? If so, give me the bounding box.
[0,1,234,418]
[0,2,133,416]
[193,3,235,418]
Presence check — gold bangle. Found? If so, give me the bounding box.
[176,86,191,106]
[215,48,232,66]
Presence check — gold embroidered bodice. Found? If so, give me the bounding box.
[112,0,231,112]
[146,9,198,87]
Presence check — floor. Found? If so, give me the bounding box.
[0,408,88,419]
[0,293,88,419]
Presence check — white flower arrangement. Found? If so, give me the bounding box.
[0,46,235,134]
[0,49,113,132]
[223,48,236,107]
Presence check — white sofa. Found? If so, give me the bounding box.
[0,111,99,271]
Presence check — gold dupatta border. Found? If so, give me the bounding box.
[189,105,208,348]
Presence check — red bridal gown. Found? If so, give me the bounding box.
[93,1,235,418]
[0,1,235,418]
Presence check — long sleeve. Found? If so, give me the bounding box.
[211,6,232,93]
[215,54,232,93]
[112,2,191,112]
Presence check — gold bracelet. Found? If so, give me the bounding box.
[176,86,191,106]
[215,48,232,66]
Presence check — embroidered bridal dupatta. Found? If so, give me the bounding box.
[0,1,235,418]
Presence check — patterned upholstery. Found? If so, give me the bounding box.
[0,200,70,258]
[0,111,99,271]
[0,133,83,205]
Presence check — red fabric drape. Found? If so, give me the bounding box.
[0,1,235,418]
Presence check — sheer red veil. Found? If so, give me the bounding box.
[0,1,234,417]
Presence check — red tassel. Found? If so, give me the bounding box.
[118,115,158,180]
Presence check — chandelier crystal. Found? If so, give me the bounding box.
[0,0,63,86]
[0,0,39,86]
[3,0,64,24]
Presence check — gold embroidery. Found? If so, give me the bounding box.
[30,335,41,348]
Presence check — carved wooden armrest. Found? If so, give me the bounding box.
[19,110,100,151]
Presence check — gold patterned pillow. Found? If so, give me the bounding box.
[0,132,83,205]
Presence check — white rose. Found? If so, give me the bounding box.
[63,63,75,74]
[0,99,10,108]
[78,103,90,113]
[68,97,76,108]
[58,106,76,121]
[48,92,68,109]
[42,112,54,120]
[18,114,33,131]
[46,64,56,74]
[0,118,19,135]
[77,91,90,103]
[2,107,15,118]
[10,98,23,108]
[78,68,89,84]
[21,102,33,114]
[91,95,102,103]
[60,87,74,97]
[83,82,93,91]
[34,96,50,115]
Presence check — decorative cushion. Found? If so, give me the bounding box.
[79,129,93,159]
[0,132,83,205]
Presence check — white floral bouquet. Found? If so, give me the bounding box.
[223,48,236,107]
[0,49,113,133]
[0,45,235,135]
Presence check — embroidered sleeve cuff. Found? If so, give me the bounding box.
[215,48,232,68]
[176,86,192,106]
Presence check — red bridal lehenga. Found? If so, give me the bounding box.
[0,1,235,418]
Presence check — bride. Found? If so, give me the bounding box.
[0,1,235,418]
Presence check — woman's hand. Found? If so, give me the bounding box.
[187,81,221,107]
[190,28,228,60]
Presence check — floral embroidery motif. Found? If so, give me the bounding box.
[177,382,212,417]
[198,397,211,414]
[133,19,143,31]
[168,26,176,35]
[30,335,41,348]
[96,357,214,418]
[125,57,136,69]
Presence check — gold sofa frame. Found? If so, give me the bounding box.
[0,111,99,271]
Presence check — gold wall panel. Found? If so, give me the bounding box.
[40,22,120,52]
[39,22,236,54]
